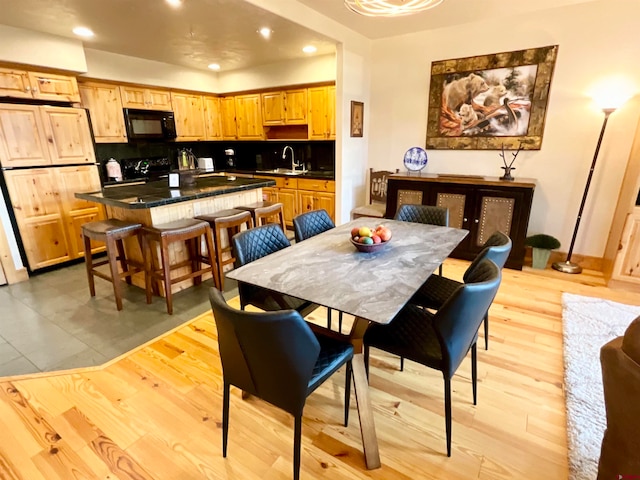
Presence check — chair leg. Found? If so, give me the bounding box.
[203,226,220,290]
[338,311,343,333]
[143,235,153,305]
[327,308,332,330]
[400,356,404,371]
[222,382,230,457]
[344,361,352,427]
[472,343,478,405]
[160,239,173,315]
[293,414,302,480]
[116,238,131,284]
[444,377,452,457]
[438,264,443,276]
[83,233,95,297]
[364,345,370,380]
[484,313,489,350]
[188,237,201,286]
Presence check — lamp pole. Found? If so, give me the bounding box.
[552,107,616,274]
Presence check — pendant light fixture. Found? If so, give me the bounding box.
[344,0,444,17]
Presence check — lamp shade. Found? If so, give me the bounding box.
[344,0,444,16]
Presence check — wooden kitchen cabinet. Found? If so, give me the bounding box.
[235,94,264,140]
[0,104,95,167]
[2,165,103,270]
[610,209,640,287]
[308,86,335,140]
[39,106,96,165]
[0,67,80,102]
[297,178,335,221]
[262,89,307,125]
[0,104,50,167]
[220,96,237,139]
[203,95,223,140]
[171,92,206,141]
[78,81,127,143]
[386,174,535,270]
[254,176,299,227]
[120,85,172,110]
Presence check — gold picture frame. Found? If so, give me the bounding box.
[351,101,364,137]
[426,45,558,150]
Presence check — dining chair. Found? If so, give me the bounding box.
[292,209,343,332]
[394,203,449,275]
[232,223,318,317]
[411,231,512,350]
[209,287,354,480]
[351,168,399,220]
[364,258,502,456]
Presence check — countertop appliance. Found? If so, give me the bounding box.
[123,108,177,141]
[197,157,214,172]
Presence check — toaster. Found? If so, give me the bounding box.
[197,157,214,172]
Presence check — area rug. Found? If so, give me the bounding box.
[562,293,640,480]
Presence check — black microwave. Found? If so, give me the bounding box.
[123,108,177,141]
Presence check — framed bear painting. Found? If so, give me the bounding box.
[425,45,558,150]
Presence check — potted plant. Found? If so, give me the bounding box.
[525,234,561,269]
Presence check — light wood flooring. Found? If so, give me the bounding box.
[0,259,638,480]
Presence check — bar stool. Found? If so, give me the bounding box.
[81,219,144,311]
[142,219,218,315]
[237,201,286,231]
[195,209,253,289]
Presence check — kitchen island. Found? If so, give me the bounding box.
[76,175,275,294]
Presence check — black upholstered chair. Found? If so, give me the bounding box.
[411,231,512,350]
[292,209,343,331]
[394,204,449,275]
[364,258,502,457]
[209,288,353,480]
[232,223,318,317]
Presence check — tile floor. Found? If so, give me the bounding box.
[0,261,236,377]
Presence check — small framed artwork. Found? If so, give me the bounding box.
[350,101,364,137]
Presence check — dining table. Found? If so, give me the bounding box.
[226,218,468,469]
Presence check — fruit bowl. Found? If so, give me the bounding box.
[350,237,389,253]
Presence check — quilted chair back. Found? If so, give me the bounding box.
[232,223,291,267]
[293,209,335,243]
[394,204,449,227]
[463,231,512,283]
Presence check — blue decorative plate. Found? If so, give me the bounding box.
[403,147,428,172]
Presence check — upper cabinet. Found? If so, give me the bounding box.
[78,81,127,143]
[0,104,95,168]
[171,92,206,141]
[261,89,307,126]
[203,95,223,140]
[0,67,80,102]
[220,96,237,140]
[308,86,335,140]
[120,85,172,111]
[235,94,263,140]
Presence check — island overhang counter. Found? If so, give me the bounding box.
[76,175,276,295]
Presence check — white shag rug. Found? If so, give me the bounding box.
[561,293,640,480]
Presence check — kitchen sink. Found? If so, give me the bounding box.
[256,168,306,176]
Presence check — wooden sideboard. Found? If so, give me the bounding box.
[386,173,536,270]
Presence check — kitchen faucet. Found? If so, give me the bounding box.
[282,145,297,171]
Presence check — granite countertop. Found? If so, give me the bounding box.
[76,176,275,209]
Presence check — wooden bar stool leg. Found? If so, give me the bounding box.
[83,233,96,297]
[115,238,132,285]
[190,237,202,286]
[143,234,154,305]
[214,227,226,290]
[204,226,220,290]
[106,235,124,311]
[160,238,173,315]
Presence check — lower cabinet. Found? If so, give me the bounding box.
[257,176,335,228]
[386,174,535,270]
[3,165,104,270]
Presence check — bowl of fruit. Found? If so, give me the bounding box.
[350,225,392,253]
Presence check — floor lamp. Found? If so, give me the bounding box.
[552,107,616,274]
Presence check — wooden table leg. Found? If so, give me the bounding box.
[350,317,381,470]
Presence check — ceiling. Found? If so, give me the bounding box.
[0,0,596,73]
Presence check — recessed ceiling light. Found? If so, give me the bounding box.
[166,0,183,8]
[258,27,272,39]
[208,63,221,71]
[302,45,317,54]
[72,26,94,38]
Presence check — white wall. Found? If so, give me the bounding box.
[83,49,220,93]
[0,25,86,72]
[368,0,640,258]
